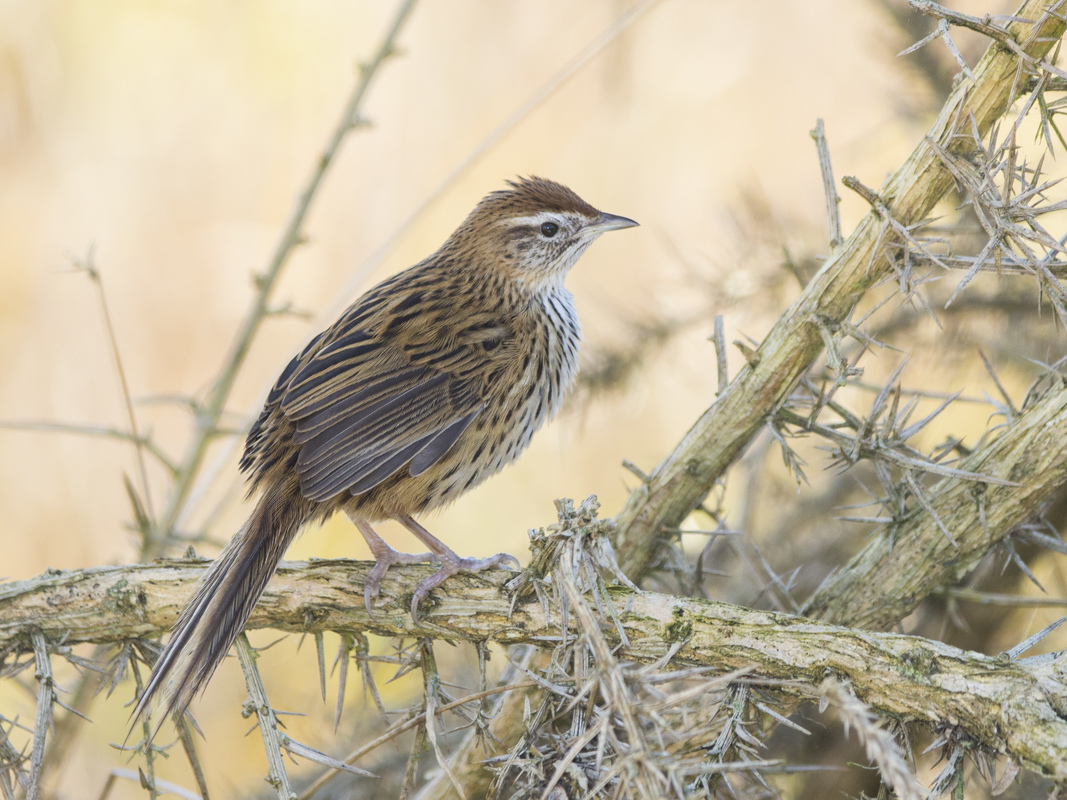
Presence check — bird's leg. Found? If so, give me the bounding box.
[397,514,520,622]
[349,514,438,615]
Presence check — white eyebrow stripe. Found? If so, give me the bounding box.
[499,212,569,227]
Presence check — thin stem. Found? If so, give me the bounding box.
[27,633,52,800]
[78,250,156,522]
[148,0,420,558]
[235,635,293,799]
[810,119,842,249]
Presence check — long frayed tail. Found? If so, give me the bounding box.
[130,484,309,740]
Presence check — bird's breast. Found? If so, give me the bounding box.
[479,287,581,470]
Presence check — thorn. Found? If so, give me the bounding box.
[733,340,760,367]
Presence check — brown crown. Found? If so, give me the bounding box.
[478,176,600,218]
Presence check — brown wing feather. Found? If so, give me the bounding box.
[268,270,508,503]
[288,371,483,501]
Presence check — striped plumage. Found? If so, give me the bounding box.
[132,177,637,734]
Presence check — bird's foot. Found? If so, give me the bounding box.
[363,539,437,616]
[411,550,520,623]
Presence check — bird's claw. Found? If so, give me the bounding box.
[362,545,437,617]
[410,551,519,623]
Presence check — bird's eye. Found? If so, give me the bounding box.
[540,221,559,238]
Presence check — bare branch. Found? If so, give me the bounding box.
[3,558,1067,780]
[810,119,842,249]
[611,1,1067,581]
[28,633,54,800]
[148,0,421,559]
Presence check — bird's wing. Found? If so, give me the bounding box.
[276,285,510,502]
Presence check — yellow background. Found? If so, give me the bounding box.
[1,1,1060,797]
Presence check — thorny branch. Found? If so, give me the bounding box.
[147,0,420,560]
[0,6,425,797]
[235,634,297,800]
[414,3,1067,797]
[3,498,1067,787]
[610,0,1067,583]
[800,376,1067,628]
[5,1,1067,798]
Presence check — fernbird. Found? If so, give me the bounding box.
[132,176,637,730]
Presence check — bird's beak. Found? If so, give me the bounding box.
[579,211,639,240]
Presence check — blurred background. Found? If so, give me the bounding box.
[1,0,1064,797]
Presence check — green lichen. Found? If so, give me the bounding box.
[665,606,693,642]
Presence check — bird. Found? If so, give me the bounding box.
[130,176,638,734]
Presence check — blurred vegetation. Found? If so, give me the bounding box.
[2,0,1067,798]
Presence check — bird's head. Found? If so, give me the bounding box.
[449,176,638,290]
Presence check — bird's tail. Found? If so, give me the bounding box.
[130,482,309,737]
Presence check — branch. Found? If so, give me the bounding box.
[802,378,1067,628]
[148,0,420,559]
[2,561,1066,780]
[428,7,1067,792]
[610,0,1067,581]
[810,118,842,249]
